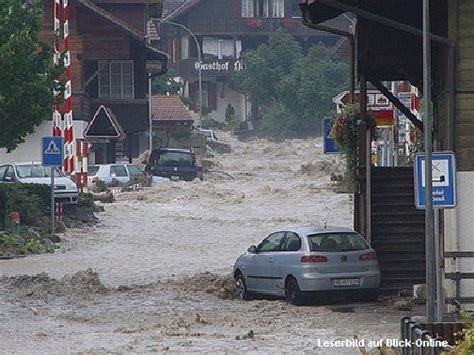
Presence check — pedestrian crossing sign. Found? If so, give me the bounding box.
[42,136,63,166]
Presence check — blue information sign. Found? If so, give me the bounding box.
[42,136,64,167]
[323,118,340,154]
[414,152,456,209]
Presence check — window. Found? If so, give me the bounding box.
[258,232,285,252]
[16,165,62,178]
[271,0,284,18]
[255,0,270,17]
[203,37,237,59]
[155,152,193,167]
[127,165,143,177]
[281,232,301,252]
[0,166,7,179]
[180,36,189,60]
[88,166,100,177]
[99,61,134,99]
[241,0,284,18]
[241,0,254,17]
[110,165,128,177]
[5,166,15,179]
[307,233,369,252]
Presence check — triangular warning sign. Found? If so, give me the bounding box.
[45,140,60,154]
[84,105,124,139]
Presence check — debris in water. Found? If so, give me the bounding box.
[1,269,107,299]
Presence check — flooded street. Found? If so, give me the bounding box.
[0,133,416,353]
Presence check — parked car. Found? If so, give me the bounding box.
[233,226,380,305]
[195,127,218,142]
[0,162,78,204]
[145,148,203,182]
[87,164,146,189]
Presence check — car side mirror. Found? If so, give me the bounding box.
[247,245,257,254]
[111,172,117,178]
[4,176,14,182]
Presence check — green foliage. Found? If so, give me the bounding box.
[0,229,57,256]
[454,312,474,354]
[152,69,183,95]
[0,0,63,151]
[172,126,192,140]
[92,180,108,193]
[77,193,94,209]
[258,102,298,140]
[234,30,348,138]
[0,183,50,228]
[227,117,242,133]
[180,95,194,108]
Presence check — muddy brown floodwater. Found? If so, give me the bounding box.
[0,133,419,353]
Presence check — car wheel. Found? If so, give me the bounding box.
[235,273,253,301]
[285,277,305,306]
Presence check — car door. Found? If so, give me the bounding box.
[245,232,285,294]
[272,232,303,295]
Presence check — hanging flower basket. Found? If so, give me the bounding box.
[331,104,375,190]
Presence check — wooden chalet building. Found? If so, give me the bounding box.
[38,0,168,163]
[158,0,352,124]
[303,0,474,303]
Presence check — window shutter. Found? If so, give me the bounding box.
[235,0,241,17]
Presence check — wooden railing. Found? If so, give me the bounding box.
[187,18,334,36]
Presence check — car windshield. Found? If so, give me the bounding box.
[88,166,100,176]
[16,165,63,178]
[307,232,369,252]
[156,152,193,167]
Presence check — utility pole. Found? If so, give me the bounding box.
[423,0,436,322]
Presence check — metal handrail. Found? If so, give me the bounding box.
[444,251,474,307]
[400,317,455,355]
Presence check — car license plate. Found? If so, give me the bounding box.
[171,176,180,181]
[333,278,360,287]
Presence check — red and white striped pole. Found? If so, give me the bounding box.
[63,0,74,173]
[52,0,62,137]
[75,140,88,192]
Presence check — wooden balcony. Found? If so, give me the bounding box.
[187,18,338,37]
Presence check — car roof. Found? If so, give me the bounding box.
[279,226,356,236]
[8,162,42,166]
[158,148,192,153]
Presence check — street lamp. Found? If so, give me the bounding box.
[158,19,203,121]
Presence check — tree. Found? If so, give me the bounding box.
[151,69,183,95]
[151,69,193,107]
[234,30,348,139]
[0,0,62,151]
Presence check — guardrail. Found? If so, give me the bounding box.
[400,317,455,355]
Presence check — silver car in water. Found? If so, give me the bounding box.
[233,226,380,305]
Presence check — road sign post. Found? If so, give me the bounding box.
[42,137,64,235]
[414,152,457,209]
[322,118,341,154]
[415,151,456,322]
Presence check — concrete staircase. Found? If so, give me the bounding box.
[371,167,426,293]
